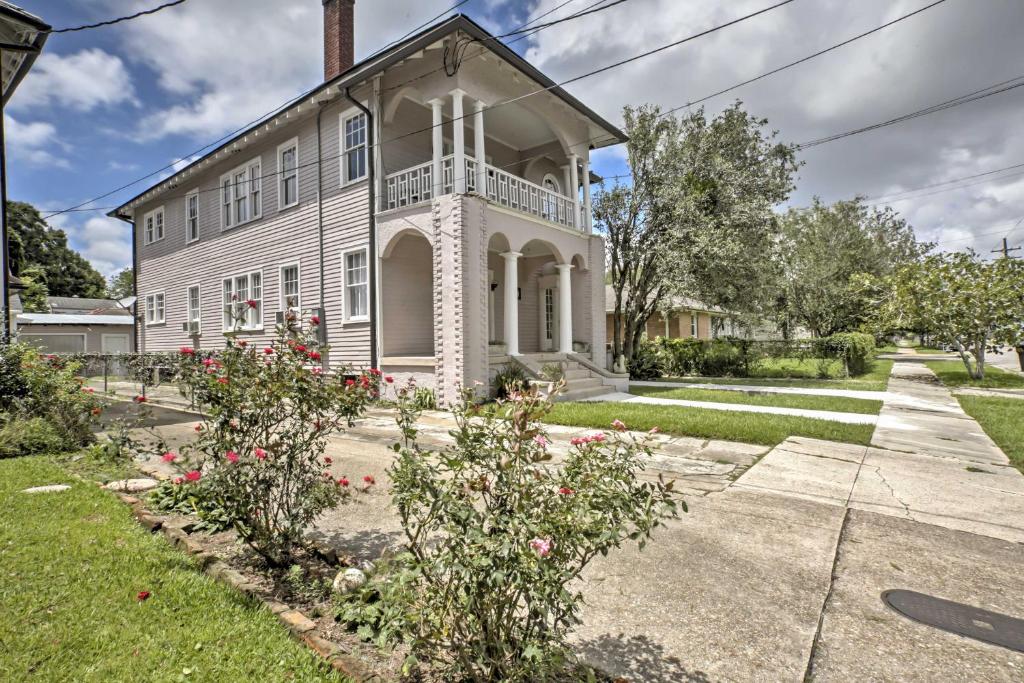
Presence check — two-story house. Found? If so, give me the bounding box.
[111,0,627,404]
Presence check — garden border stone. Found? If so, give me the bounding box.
[109,490,386,682]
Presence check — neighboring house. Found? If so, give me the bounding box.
[0,1,50,341]
[110,2,626,403]
[604,284,731,347]
[13,295,135,354]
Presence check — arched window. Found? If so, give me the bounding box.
[541,174,561,220]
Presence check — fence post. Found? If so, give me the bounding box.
[103,355,108,394]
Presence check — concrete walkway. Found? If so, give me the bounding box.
[579,391,878,425]
[631,379,887,400]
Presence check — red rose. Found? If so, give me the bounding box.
[216,377,229,384]
[558,487,574,496]
[246,299,258,309]
[134,395,147,403]
[385,375,394,383]
[137,591,151,602]
[363,475,375,486]
[263,347,274,355]
[337,477,349,487]
[179,346,195,355]
[308,350,321,361]
[185,470,201,482]
[310,315,320,325]
[295,344,307,353]
[324,457,332,465]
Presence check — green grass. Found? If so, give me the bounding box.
[0,456,346,682]
[544,402,875,447]
[957,396,1024,472]
[631,386,882,415]
[655,359,893,392]
[914,347,950,355]
[924,360,1024,389]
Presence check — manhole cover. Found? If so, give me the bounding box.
[882,589,1024,653]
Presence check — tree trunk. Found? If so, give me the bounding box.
[973,343,986,380]
[1017,345,1024,372]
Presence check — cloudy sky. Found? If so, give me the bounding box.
[8,0,1024,278]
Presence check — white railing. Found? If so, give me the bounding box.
[383,156,581,231]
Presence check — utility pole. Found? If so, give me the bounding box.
[991,237,1021,259]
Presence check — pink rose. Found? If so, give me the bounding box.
[172,476,184,485]
[180,346,195,355]
[263,347,274,355]
[529,537,553,558]
[246,299,258,309]
[216,377,229,385]
[649,426,660,435]
[310,315,320,325]
[363,475,375,486]
[254,447,267,460]
[385,375,394,383]
[134,395,147,403]
[185,470,201,482]
[161,452,177,463]
[202,358,214,367]
[534,435,549,448]
[612,419,626,431]
[225,450,239,464]
[308,350,321,361]
[558,487,574,496]
[337,477,350,487]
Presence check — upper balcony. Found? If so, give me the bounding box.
[376,75,608,235]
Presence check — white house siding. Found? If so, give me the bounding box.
[133,93,374,371]
[380,231,434,356]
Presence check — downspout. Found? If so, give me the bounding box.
[0,103,10,343]
[344,86,378,370]
[110,212,138,352]
[316,100,327,349]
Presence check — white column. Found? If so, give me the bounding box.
[581,150,593,233]
[474,100,487,197]
[502,252,521,356]
[428,98,444,198]
[568,153,580,229]
[556,264,573,354]
[450,89,466,194]
[487,269,495,342]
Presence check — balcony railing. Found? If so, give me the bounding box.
[383,155,581,230]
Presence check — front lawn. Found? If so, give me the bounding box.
[0,457,346,682]
[924,361,1024,389]
[630,386,882,415]
[654,359,893,392]
[956,396,1024,472]
[544,402,875,447]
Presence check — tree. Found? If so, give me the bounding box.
[7,201,107,299]
[779,198,927,337]
[108,267,134,299]
[869,251,1024,379]
[17,266,49,312]
[597,103,798,366]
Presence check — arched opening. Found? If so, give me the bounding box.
[518,239,563,354]
[381,231,434,357]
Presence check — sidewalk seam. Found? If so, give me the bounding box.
[803,505,852,683]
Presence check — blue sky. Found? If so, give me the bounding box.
[8,1,1024,278]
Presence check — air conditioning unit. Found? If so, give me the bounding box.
[181,321,201,334]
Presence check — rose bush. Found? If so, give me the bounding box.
[388,383,682,680]
[173,311,378,565]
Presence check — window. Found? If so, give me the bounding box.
[186,191,199,243]
[143,206,165,245]
[187,285,202,334]
[342,247,368,320]
[690,313,698,337]
[278,138,299,208]
[145,293,165,326]
[220,157,262,229]
[222,271,262,330]
[342,112,367,183]
[279,263,300,312]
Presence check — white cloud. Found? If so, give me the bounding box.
[4,115,70,169]
[10,48,137,112]
[56,214,133,278]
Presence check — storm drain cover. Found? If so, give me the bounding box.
[882,589,1024,653]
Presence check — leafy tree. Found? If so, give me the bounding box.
[6,201,107,299]
[779,198,927,337]
[598,103,798,366]
[107,267,134,299]
[17,266,49,312]
[868,251,1024,378]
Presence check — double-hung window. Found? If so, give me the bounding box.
[342,247,368,321]
[185,191,199,243]
[145,293,165,325]
[143,207,165,245]
[279,263,300,312]
[278,139,299,208]
[342,112,367,184]
[186,285,201,334]
[221,157,262,229]
[690,314,698,337]
[222,271,262,331]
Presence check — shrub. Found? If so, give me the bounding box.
[389,384,681,680]
[172,311,378,565]
[492,362,530,399]
[0,343,102,446]
[411,386,437,411]
[0,417,66,458]
[657,337,704,376]
[540,362,564,383]
[627,339,665,380]
[819,332,876,376]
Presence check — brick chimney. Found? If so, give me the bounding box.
[323,0,355,81]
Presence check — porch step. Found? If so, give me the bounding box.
[557,386,614,402]
[565,377,604,392]
[564,367,592,380]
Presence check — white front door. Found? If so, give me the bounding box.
[540,286,559,352]
[102,334,131,354]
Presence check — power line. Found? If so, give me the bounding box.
[798,75,1024,149]
[864,159,1024,202]
[991,236,1021,258]
[48,0,188,34]
[360,0,475,63]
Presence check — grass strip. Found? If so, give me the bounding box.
[924,360,1024,389]
[956,396,1024,473]
[631,386,882,415]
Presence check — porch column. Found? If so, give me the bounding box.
[568,153,580,229]
[581,151,593,233]
[474,100,487,197]
[450,89,466,194]
[502,251,521,356]
[556,263,573,354]
[428,98,443,198]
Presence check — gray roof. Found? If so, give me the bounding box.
[112,14,626,218]
[46,296,130,313]
[17,313,136,326]
[0,1,49,105]
[604,284,724,315]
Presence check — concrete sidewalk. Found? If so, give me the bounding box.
[631,379,887,400]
